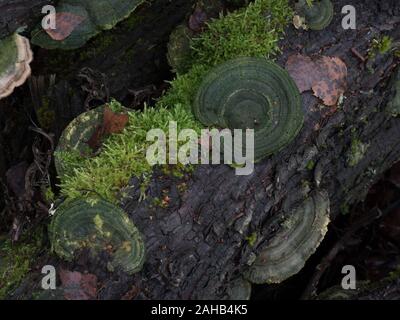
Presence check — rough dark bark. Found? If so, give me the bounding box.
[0,0,54,39]
[4,0,400,300]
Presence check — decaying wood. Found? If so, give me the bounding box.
[3,0,400,300]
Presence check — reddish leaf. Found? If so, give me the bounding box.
[86,106,129,152]
[45,12,85,41]
[286,54,322,92]
[103,106,129,135]
[59,269,97,300]
[286,54,348,106]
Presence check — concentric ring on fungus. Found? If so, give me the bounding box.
[0,34,33,99]
[49,198,145,274]
[295,0,334,31]
[244,190,330,284]
[193,57,304,161]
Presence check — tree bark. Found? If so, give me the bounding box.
[0,0,54,39]
[5,0,400,300]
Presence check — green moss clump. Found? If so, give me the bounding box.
[59,0,293,202]
[347,138,369,167]
[246,232,258,247]
[368,35,394,60]
[59,101,202,202]
[0,230,44,299]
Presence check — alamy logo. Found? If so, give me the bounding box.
[146,121,255,176]
[341,265,357,290]
[342,5,356,30]
[41,5,57,30]
[41,265,56,290]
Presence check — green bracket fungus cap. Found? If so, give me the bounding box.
[193,57,304,161]
[31,0,145,50]
[49,198,145,274]
[0,34,33,99]
[244,190,330,284]
[54,104,129,178]
[295,0,334,31]
[167,25,193,75]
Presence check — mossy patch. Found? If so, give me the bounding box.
[0,229,44,299]
[347,138,369,167]
[58,0,293,203]
[0,34,17,74]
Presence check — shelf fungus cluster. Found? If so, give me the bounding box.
[49,198,145,274]
[32,0,145,50]
[0,33,33,99]
[244,191,330,284]
[193,57,304,161]
[294,0,334,31]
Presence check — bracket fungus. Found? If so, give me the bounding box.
[49,198,145,274]
[244,191,330,284]
[295,0,334,31]
[167,25,194,75]
[31,0,145,50]
[54,104,129,178]
[193,57,304,161]
[0,34,33,99]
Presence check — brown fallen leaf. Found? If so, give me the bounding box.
[45,12,85,41]
[87,106,129,151]
[286,54,323,92]
[103,106,129,135]
[286,54,348,106]
[59,269,98,300]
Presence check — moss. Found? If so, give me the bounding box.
[368,35,394,59]
[246,232,258,247]
[347,138,369,167]
[36,97,56,130]
[340,202,350,215]
[58,0,293,203]
[0,229,44,299]
[59,101,202,202]
[0,34,17,73]
[306,160,316,170]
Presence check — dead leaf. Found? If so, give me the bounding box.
[60,269,97,300]
[286,54,322,92]
[86,106,129,152]
[102,106,129,135]
[45,12,85,41]
[286,54,348,106]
